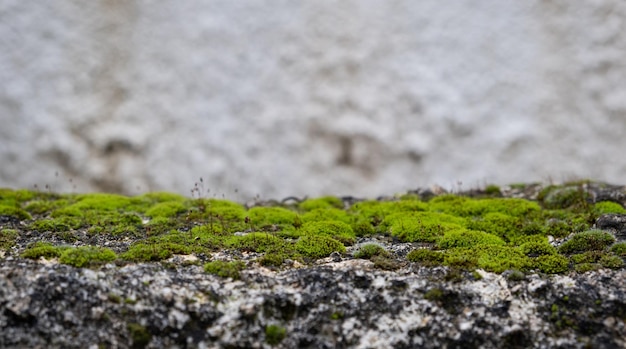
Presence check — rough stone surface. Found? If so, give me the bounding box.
[1,258,625,349]
[2,1,626,199]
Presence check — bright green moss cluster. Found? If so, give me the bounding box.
[265,324,287,345]
[295,235,345,259]
[1,184,624,275]
[59,246,117,268]
[204,260,245,279]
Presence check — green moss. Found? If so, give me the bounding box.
[24,199,69,215]
[30,217,83,232]
[384,212,466,243]
[298,196,343,211]
[295,235,345,259]
[258,253,285,267]
[430,196,540,218]
[424,288,444,301]
[247,206,299,230]
[301,208,351,224]
[475,245,532,273]
[574,262,601,273]
[122,240,192,262]
[0,205,32,221]
[227,232,288,253]
[350,200,428,227]
[570,251,604,264]
[445,245,532,272]
[0,229,18,250]
[145,201,188,218]
[437,229,505,249]
[466,213,521,242]
[300,221,356,245]
[534,254,569,274]
[406,248,445,265]
[204,260,245,279]
[558,230,616,254]
[265,324,287,345]
[21,242,66,259]
[353,243,389,259]
[484,185,501,196]
[593,201,626,214]
[127,322,151,349]
[59,246,117,268]
[610,242,626,257]
[538,185,590,210]
[371,255,402,270]
[519,240,558,257]
[599,254,625,269]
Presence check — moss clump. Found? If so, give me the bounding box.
[519,240,558,257]
[437,229,505,249]
[127,322,151,349]
[300,221,356,245]
[445,245,532,273]
[406,249,445,265]
[593,201,626,215]
[484,185,501,196]
[258,253,285,267]
[227,232,287,253]
[423,288,444,301]
[295,235,345,259]
[144,201,188,218]
[610,242,626,257]
[301,208,351,224]
[0,205,32,221]
[558,230,616,254]
[30,217,83,232]
[384,212,466,243]
[21,242,66,259]
[298,196,343,211]
[247,206,299,230]
[59,246,117,268]
[350,200,428,228]
[353,243,389,259]
[599,254,625,269]
[121,238,192,262]
[0,229,18,250]
[24,199,69,215]
[265,324,287,345]
[575,262,601,273]
[534,254,569,274]
[466,213,521,242]
[538,184,590,210]
[204,260,245,279]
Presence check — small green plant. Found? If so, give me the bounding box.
[0,229,18,250]
[21,242,65,259]
[593,201,626,214]
[295,235,345,259]
[558,230,616,254]
[127,322,151,349]
[0,205,32,221]
[300,221,356,245]
[353,243,389,259]
[423,288,444,301]
[59,246,117,268]
[406,249,444,266]
[298,196,344,211]
[610,242,626,257]
[534,254,569,274]
[437,229,505,249]
[204,260,245,279]
[265,324,287,345]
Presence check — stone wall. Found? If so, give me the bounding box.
[1,1,626,199]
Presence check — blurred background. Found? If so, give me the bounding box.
[1,1,626,200]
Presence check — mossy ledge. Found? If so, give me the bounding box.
[1,181,626,348]
[0,181,625,275]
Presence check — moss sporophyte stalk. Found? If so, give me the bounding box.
[0,181,624,275]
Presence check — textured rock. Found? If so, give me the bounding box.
[2,1,626,199]
[1,258,625,349]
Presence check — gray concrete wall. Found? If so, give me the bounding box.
[1,1,626,200]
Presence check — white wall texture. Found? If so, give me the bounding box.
[1,1,626,200]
